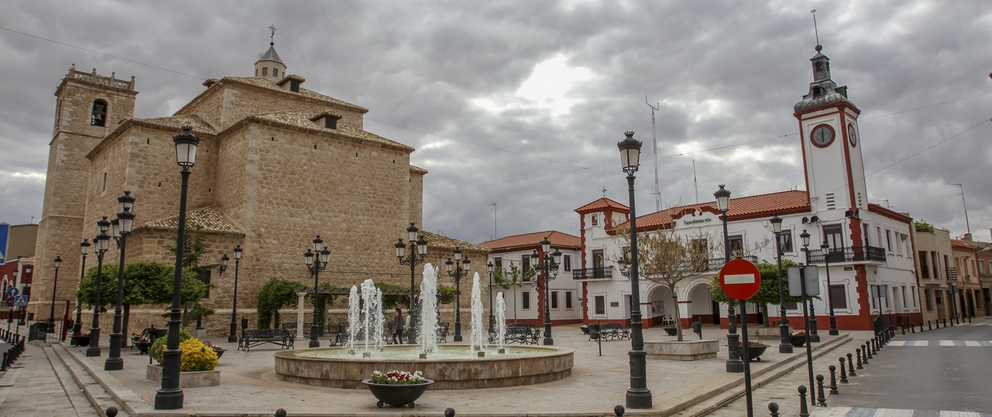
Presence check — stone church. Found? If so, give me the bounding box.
[31,41,488,335]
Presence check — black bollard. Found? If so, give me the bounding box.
[855,348,863,369]
[275,409,287,417]
[816,374,827,407]
[968,315,972,323]
[106,407,118,417]
[828,365,839,394]
[866,341,874,359]
[847,353,857,376]
[950,317,954,326]
[446,407,457,417]
[839,357,848,383]
[614,405,625,416]
[911,323,915,333]
[768,401,780,417]
[861,345,869,365]
[929,320,933,330]
[798,385,810,417]
[902,325,906,335]
[1,352,7,372]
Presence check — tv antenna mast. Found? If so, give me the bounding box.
[646,96,661,212]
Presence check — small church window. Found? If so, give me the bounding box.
[262,67,268,76]
[815,62,823,72]
[324,117,337,129]
[91,100,108,126]
[273,68,278,77]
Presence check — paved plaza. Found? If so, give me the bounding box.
[0,323,896,416]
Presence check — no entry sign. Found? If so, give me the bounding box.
[719,258,761,301]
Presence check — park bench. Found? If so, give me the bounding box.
[497,323,540,345]
[131,326,168,345]
[436,322,450,343]
[238,328,295,351]
[598,323,630,340]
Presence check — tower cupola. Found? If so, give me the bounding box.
[254,25,286,80]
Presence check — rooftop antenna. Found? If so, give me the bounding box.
[691,148,699,204]
[952,183,971,235]
[490,202,498,240]
[269,24,277,46]
[646,96,661,212]
[811,9,823,52]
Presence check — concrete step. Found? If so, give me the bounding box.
[50,343,130,417]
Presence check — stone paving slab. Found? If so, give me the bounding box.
[5,324,857,416]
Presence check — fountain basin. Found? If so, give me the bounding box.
[274,345,574,389]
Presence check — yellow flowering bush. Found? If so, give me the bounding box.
[179,338,218,372]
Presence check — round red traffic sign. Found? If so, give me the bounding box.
[719,258,762,300]
[5,296,13,307]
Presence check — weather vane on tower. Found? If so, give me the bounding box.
[269,24,277,46]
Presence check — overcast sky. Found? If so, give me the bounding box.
[1,0,990,248]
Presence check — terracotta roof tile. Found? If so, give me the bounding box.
[619,190,810,231]
[141,206,244,235]
[250,111,412,150]
[478,230,581,251]
[575,198,628,213]
[222,76,368,113]
[132,115,217,134]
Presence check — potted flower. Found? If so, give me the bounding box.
[663,324,678,336]
[739,340,768,361]
[71,333,91,347]
[203,340,226,359]
[790,330,807,347]
[133,335,152,354]
[362,370,434,409]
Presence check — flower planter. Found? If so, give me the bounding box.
[146,364,220,387]
[213,348,226,359]
[133,341,152,354]
[70,335,90,347]
[362,379,434,408]
[741,345,767,362]
[664,327,678,336]
[790,335,806,347]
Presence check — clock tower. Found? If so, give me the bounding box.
[794,45,868,214]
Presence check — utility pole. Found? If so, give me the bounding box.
[952,184,971,236]
[646,96,661,212]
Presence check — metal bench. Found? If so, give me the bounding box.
[239,328,295,351]
[500,323,540,345]
[130,327,168,345]
[597,323,630,340]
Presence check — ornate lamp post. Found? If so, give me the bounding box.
[225,245,243,343]
[822,239,838,336]
[530,239,561,346]
[800,230,820,342]
[106,191,135,371]
[304,236,331,348]
[487,261,495,331]
[48,256,62,329]
[395,223,428,344]
[86,217,111,358]
[73,239,90,335]
[445,247,471,343]
[617,131,652,409]
[770,215,792,354]
[716,184,744,373]
[155,126,200,410]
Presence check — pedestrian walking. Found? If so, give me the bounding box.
[392,308,405,344]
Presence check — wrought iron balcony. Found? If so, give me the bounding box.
[947,267,958,281]
[806,246,886,264]
[572,267,613,280]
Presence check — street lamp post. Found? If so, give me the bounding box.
[716,184,744,373]
[487,261,495,331]
[822,240,838,336]
[445,248,471,343]
[48,256,62,329]
[530,239,561,346]
[618,131,652,409]
[796,231,816,409]
[225,245,243,343]
[73,240,90,336]
[800,231,820,342]
[155,126,201,410]
[770,215,792,354]
[395,223,428,344]
[86,217,111,358]
[106,191,135,371]
[304,236,331,348]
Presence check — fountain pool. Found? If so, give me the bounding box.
[274,345,574,389]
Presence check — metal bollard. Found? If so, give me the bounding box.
[861,345,868,365]
[950,317,954,326]
[446,407,457,417]
[968,315,972,323]
[902,325,906,335]
[106,407,118,417]
[816,374,827,407]
[275,408,287,417]
[866,341,874,359]
[847,353,857,376]
[855,348,863,369]
[614,405,625,416]
[911,323,915,333]
[1,352,7,372]
[798,385,810,417]
[768,401,780,417]
[839,357,848,383]
[828,365,839,394]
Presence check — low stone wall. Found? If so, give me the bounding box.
[644,339,719,361]
[146,365,220,388]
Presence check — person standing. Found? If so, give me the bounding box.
[392,308,405,344]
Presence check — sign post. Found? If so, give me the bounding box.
[719,259,762,417]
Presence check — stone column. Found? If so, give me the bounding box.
[297,292,306,338]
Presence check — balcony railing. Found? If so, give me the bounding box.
[947,267,958,281]
[707,256,758,271]
[807,246,886,264]
[573,267,613,280]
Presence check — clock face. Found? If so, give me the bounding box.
[811,125,834,147]
[848,125,857,147]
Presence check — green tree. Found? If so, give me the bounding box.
[634,230,711,341]
[709,260,806,326]
[163,223,218,327]
[256,278,305,329]
[492,262,535,322]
